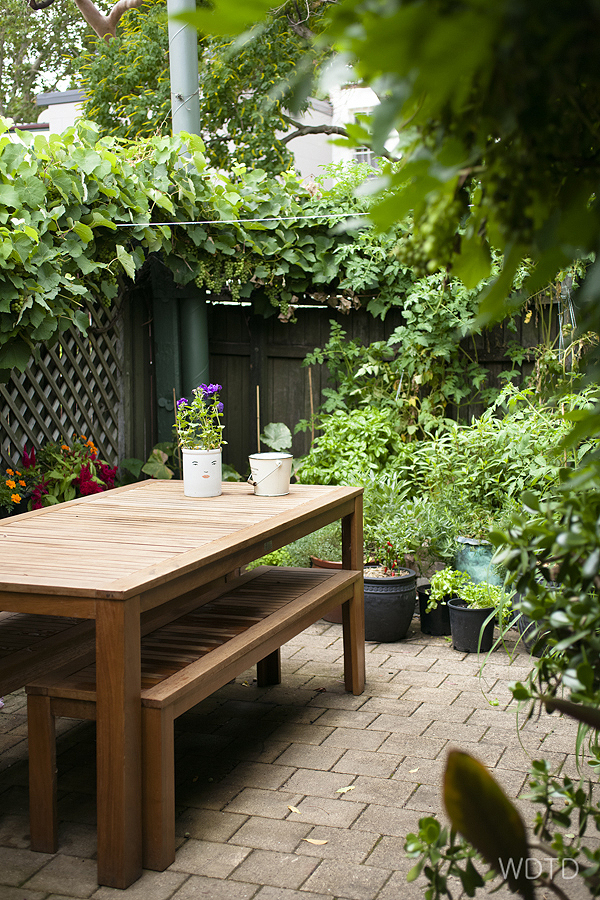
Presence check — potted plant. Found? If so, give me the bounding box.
[447,577,513,653]
[309,531,417,642]
[419,568,471,637]
[175,383,225,498]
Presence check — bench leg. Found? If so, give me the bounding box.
[257,648,281,686]
[28,694,58,853]
[142,706,175,871]
[342,578,366,695]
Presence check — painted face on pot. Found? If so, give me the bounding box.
[191,459,218,479]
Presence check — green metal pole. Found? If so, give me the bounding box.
[180,293,209,393]
[167,0,210,400]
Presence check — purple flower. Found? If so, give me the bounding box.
[177,397,188,408]
[217,402,224,414]
[199,383,222,399]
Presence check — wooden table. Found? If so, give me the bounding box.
[0,480,363,888]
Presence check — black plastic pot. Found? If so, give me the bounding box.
[364,568,416,642]
[418,585,451,636]
[447,597,495,653]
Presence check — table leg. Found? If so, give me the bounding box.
[95,597,142,888]
[342,493,363,571]
[342,493,365,694]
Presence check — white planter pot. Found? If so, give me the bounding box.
[182,448,222,498]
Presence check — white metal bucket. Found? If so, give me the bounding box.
[248,452,293,496]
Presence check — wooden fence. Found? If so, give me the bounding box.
[1,283,558,477]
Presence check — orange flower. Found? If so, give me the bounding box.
[6,469,14,476]
[61,444,69,451]
[10,494,21,504]
[6,479,16,489]
[15,470,21,476]
[19,480,26,487]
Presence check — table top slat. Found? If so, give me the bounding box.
[0,481,360,600]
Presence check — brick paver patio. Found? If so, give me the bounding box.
[0,614,587,899]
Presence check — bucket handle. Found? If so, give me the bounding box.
[247,459,282,487]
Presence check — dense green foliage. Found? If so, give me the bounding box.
[0,124,415,379]
[324,0,600,339]
[78,0,330,173]
[1,0,88,123]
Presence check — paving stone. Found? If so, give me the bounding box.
[253,886,331,900]
[364,834,410,869]
[333,749,399,779]
[55,821,99,859]
[290,795,366,828]
[228,815,311,851]
[404,782,444,813]
[175,808,248,842]
[389,669,448,688]
[320,727,390,752]
[272,743,345,771]
[341,775,415,807]
[228,848,319,889]
[0,889,47,900]
[226,760,297,789]
[175,778,242,811]
[261,705,326,725]
[0,847,54,888]
[356,697,421,717]
[265,723,334,745]
[224,738,292,764]
[422,721,488,742]
[167,838,250,877]
[376,865,437,900]
[301,857,390,900]
[91,869,188,900]
[312,709,379,729]
[393,756,444,785]
[366,713,429,735]
[0,814,31,849]
[377,733,447,759]
[224,787,304,819]
[306,693,368,711]
[24,853,99,896]
[170,874,257,900]
[401,685,462,704]
[352,803,422,838]
[294,825,379,862]
[281,768,359,798]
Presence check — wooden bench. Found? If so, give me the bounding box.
[26,565,365,871]
[0,611,96,698]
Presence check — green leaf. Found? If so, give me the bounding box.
[116,244,136,279]
[73,221,94,244]
[175,1,277,37]
[260,422,292,451]
[142,449,173,480]
[444,750,533,900]
[120,457,144,478]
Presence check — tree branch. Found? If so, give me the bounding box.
[27,0,57,9]
[73,0,143,40]
[281,123,349,144]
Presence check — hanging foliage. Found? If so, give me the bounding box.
[0,119,419,381]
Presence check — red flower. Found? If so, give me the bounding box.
[97,462,117,489]
[22,445,36,469]
[76,464,104,496]
[31,479,49,509]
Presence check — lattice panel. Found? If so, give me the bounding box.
[0,303,122,470]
